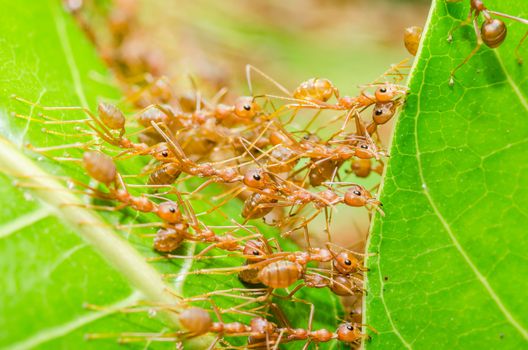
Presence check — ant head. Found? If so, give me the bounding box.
[152,142,175,161]
[83,151,117,185]
[234,96,259,119]
[481,19,507,48]
[302,133,320,143]
[333,252,360,274]
[354,140,377,159]
[343,185,370,207]
[336,323,361,342]
[97,102,126,130]
[372,101,396,125]
[243,240,269,261]
[157,201,182,224]
[374,83,407,103]
[243,168,269,189]
[179,307,212,336]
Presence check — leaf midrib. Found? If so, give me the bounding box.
[0,136,181,321]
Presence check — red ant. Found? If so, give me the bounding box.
[448,0,528,84]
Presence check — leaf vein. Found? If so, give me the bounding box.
[5,291,142,350]
[0,206,52,239]
[414,55,528,344]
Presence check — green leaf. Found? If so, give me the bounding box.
[0,1,341,349]
[365,0,528,349]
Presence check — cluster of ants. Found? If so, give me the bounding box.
[15,0,527,348]
[13,57,408,348]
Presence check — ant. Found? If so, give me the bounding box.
[86,300,372,349]
[79,151,248,254]
[11,96,173,160]
[448,0,528,84]
[349,158,384,178]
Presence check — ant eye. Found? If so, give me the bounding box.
[161,151,169,157]
[375,109,383,116]
[347,324,354,331]
[380,87,387,93]
[360,144,368,149]
[345,259,352,265]
[353,190,361,196]
[303,135,310,140]
[169,207,176,213]
[243,104,251,111]
[252,250,260,255]
[253,174,261,181]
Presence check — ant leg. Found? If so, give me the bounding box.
[281,209,320,237]
[12,96,115,138]
[447,9,473,43]
[450,16,482,85]
[302,225,312,249]
[26,142,94,154]
[323,207,333,243]
[199,187,245,216]
[283,107,301,126]
[515,31,528,65]
[304,109,323,130]
[12,111,90,125]
[189,178,215,196]
[488,10,528,25]
[327,108,357,142]
[271,329,286,350]
[246,64,292,96]
[207,336,221,350]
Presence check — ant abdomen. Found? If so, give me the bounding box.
[404,26,422,56]
[97,102,126,131]
[308,159,342,187]
[147,163,181,186]
[179,307,212,336]
[153,227,184,252]
[351,158,372,178]
[330,275,357,296]
[82,151,117,185]
[482,19,507,48]
[242,192,278,219]
[257,260,304,288]
[293,78,337,102]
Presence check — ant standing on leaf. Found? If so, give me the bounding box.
[447,0,528,85]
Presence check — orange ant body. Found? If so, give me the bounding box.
[80,151,242,254]
[247,65,406,115]
[11,96,174,159]
[448,0,528,83]
[404,26,423,56]
[87,304,370,349]
[350,158,384,178]
[81,151,183,224]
